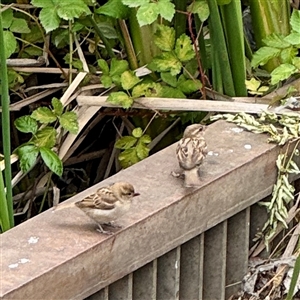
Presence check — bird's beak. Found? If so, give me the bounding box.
[133,192,140,197]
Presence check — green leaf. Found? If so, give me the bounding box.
[251,47,281,68]
[10,18,31,33]
[107,91,133,109]
[51,98,64,116]
[3,31,17,59]
[175,34,195,62]
[110,58,129,76]
[97,59,110,74]
[154,25,175,51]
[96,0,129,19]
[136,142,150,160]
[157,0,175,22]
[40,147,63,176]
[31,127,57,148]
[31,107,57,124]
[151,52,182,75]
[187,0,209,22]
[17,145,39,172]
[1,8,13,29]
[280,47,298,64]
[122,0,147,7]
[101,74,113,88]
[121,70,141,90]
[290,9,300,33]
[118,148,140,168]
[292,57,300,69]
[59,112,78,134]
[262,33,290,49]
[39,7,61,33]
[271,64,298,85]
[284,32,300,45]
[140,134,151,144]
[161,72,178,87]
[115,136,137,149]
[132,128,143,138]
[177,77,202,94]
[160,86,186,98]
[14,116,38,134]
[136,3,159,26]
[132,82,163,97]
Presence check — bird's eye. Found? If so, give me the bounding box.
[126,192,133,196]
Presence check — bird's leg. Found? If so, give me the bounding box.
[184,168,201,187]
[171,170,185,179]
[96,224,113,235]
[103,221,122,229]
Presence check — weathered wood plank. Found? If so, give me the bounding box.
[0,120,289,299]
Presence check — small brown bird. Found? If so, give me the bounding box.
[175,124,207,187]
[55,182,140,234]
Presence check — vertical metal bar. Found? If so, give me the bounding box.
[108,274,132,300]
[133,259,157,299]
[203,221,227,300]
[225,208,250,298]
[179,234,204,300]
[157,247,181,300]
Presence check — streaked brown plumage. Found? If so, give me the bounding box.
[176,124,207,187]
[55,182,139,234]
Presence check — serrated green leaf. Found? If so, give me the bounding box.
[160,86,186,98]
[17,145,39,172]
[122,0,146,7]
[284,32,300,45]
[161,72,178,87]
[157,0,175,22]
[292,57,300,69]
[31,107,57,124]
[175,34,195,62]
[51,98,64,116]
[59,112,79,134]
[136,3,159,26]
[132,82,163,97]
[121,70,141,90]
[262,33,290,49]
[154,25,175,51]
[40,147,63,176]
[107,91,133,109]
[14,116,38,134]
[1,8,13,29]
[118,148,139,168]
[251,47,281,68]
[31,127,56,148]
[177,78,202,94]
[3,31,17,59]
[245,78,261,91]
[98,59,110,74]
[10,18,31,33]
[132,128,143,138]
[187,0,209,22]
[115,136,137,149]
[271,64,298,85]
[280,47,298,64]
[151,52,182,75]
[290,9,300,33]
[101,74,113,88]
[39,7,61,33]
[110,58,129,76]
[136,142,150,160]
[96,0,129,19]
[140,134,152,144]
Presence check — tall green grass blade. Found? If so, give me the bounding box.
[0,1,14,229]
[286,254,300,300]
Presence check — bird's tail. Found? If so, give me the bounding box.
[52,201,76,211]
[184,168,201,187]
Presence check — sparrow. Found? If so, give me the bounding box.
[175,124,207,187]
[55,182,140,234]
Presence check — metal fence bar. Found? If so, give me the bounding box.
[225,208,250,298]
[203,221,227,300]
[157,247,181,300]
[179,234,204,300]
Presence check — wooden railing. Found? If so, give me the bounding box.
[1,120,290,300]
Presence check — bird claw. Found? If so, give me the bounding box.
[103,222,122,229]
[171,171,184,179]
[96,224,113,235]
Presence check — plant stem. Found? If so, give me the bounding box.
[0,3,14,229]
